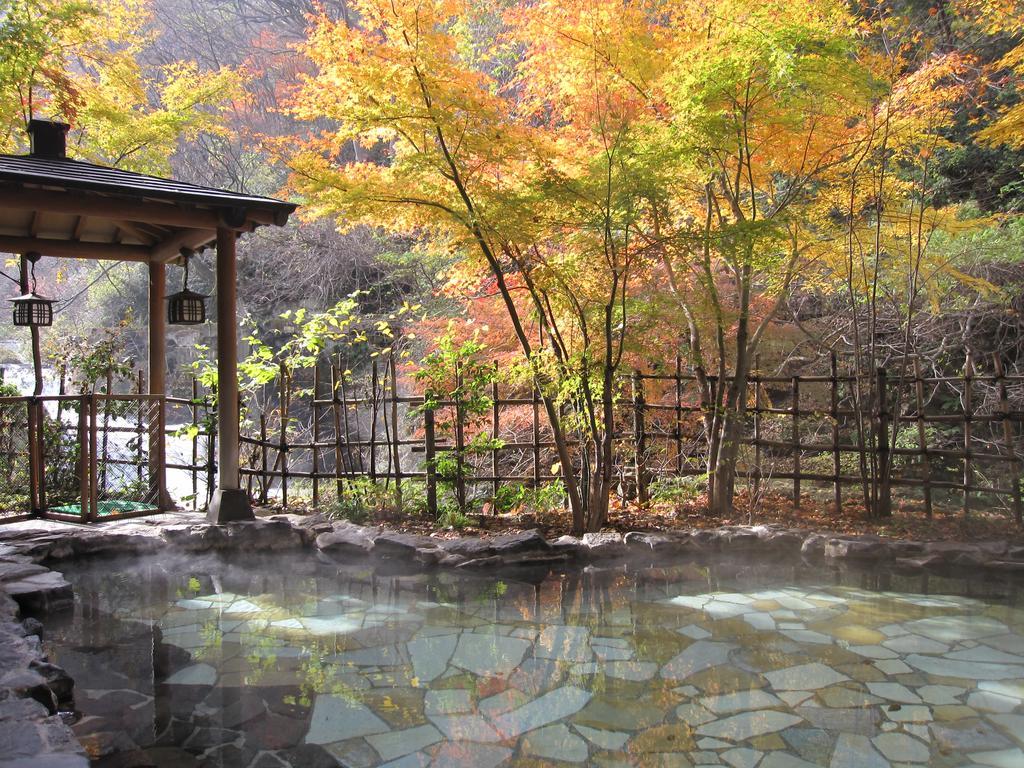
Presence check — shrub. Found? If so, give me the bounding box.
[649,474,706,505]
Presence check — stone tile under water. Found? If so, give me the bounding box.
[40,550,1024,767]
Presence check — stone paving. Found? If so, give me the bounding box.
[3,513,1024,767]
[26,546,1024,768]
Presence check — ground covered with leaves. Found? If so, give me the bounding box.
[266,491,1024,546]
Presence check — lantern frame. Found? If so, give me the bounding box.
[9,291,54,327]
[167,251,207,325]
[8,252,54,327]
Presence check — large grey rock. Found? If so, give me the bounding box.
[718,527,761,549]
[801,533,829,559]
[0,696,48,723]
[4,571,73,613]
[922,540,985,567]
[823,536,890,561]
[690,529,723,550]
[372,532,436,557]
[444,529,551,558]
[551,535,585,558]
[888,539,924,557]
[491,529,551,555]
[623,531,688,554]
[0,593,19,622]
[0,719,44,758]
[989,559,1024,572]
[0,669,56,713]
[442,536,493,558]
[159,524,225,552]
[27,661,73,706]
[223,519,304,551]
[315,523,375,556]
[0,561,49,584]
[581,532,626,559]
[70,532,162,558]
[456,555,504,570]
[415,547,446,565]
[753,527,805,552]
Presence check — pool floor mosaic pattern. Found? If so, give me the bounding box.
[44,556,1024,767]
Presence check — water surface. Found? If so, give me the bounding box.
[45,551,1024,767]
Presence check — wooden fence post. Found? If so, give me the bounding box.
[206,394,216,508]
[331,363,345,498]
[993,355,1023,524]
[875,367,892,518]
[675,356,684,476]
[99,370,112,499]
[792,376,801,508]
[190,377,199,510]
[491,378,500,503]
[912,358,933,518]
[279,362,289,510]
[454,362,466,514]
[632,370,648,504]
[963,353,974,517]
[389,354,403,512]
[424,404,437,519]
[312,365,321,508]
[89,394,98,521]
[753,356,761,502]
[26,389,43,514]
[830,353,841,514]
[532,383,541,488]
[338,357,362,475]
[135,370,145,490]
[369,360,379,482]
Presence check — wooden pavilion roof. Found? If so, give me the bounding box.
[0,151,297,264]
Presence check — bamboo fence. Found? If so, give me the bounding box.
[4,350,1024,523]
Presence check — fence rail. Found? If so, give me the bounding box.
[3,351,1023,524]
[219,353,1024,524]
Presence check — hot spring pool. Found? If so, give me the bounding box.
[43,552,1024,767]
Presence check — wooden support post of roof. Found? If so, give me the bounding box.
[207,226,251,522]
[148,260,170,508]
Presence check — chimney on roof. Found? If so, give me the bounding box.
[27,119,70,159]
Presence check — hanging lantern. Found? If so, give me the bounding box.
[8,252,53,327]
[168,249,207,325]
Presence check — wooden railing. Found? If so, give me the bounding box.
[4,352,1022,524]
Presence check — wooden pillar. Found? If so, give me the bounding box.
[148,260,170,509]
[633,370,648,504]
[20,256,44,514]
[208,226,252,522]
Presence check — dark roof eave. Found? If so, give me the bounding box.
[0,154,298,223]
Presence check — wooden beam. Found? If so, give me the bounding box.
[112,220,160,244]
[0,187,225,230]
[150,227,217,262]
[0,235,151,261]
[71,215,86,241]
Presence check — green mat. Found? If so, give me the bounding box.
[48,500,158,517]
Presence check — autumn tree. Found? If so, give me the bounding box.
[648,0,872,514]
[283,0,676,532]
[0,0,239,173]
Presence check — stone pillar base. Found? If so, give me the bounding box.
[207,488,253,523]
